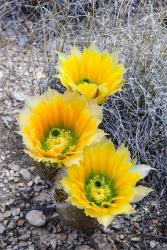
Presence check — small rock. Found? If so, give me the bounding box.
[119,234,124,240]
[131,237,140,242]
[0,213,4,222]
[92,234,113,250]
[56,233,67,241]
[34,185,42,192]
[34,176,41,185]
[20,169,32,181]
[111,220,121,230]
[11,207,20,217]
[162,243,167,249]
[150,240,158,249]
[26,210,46,227]
[51,213,59,225]
[68,232,77,241]
[50,239,57,250]
[0,70,4,79]
[16,219,25,227]
[18,241,28,248]
[8,221,15,230]
[6,199,14,206]
[28,245,35,250]
[34,190,51,202]
[13,177,20,183]
[19,231,31,241]
[0,155,5,161]
[75,246,94,250]
[27,181,33,187]
[4,210,11,218]
[0,224,5,234]
[0,183,5,188]
[9,163,20,171]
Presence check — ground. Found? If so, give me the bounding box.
[0,1,166,250]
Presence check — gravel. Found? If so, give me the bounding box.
[0,2,166,249]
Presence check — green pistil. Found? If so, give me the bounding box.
[84,173,117,207]
[41,127,77,154]
[80,78,91,84]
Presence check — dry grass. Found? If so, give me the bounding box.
[1,0,166,204]
[0,0,166,247]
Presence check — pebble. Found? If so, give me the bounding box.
[0,224,5,234]
[28,245,35,250]
[20,169,32,181]
[9,163,20,171]
[92,233,114,250]
[56,233,67,241]
[6,199,14,206]
[0,213,4,222]
[75,246,94,250]
[11,208,20,217]
[0,70,4,79]
[4,210,12,218]
[8,221,15,230]
[13,177,20,183]
[18,241,28,248]
[131,237,140,242]
[119,234,124,240]
[68,232,78,241]
[16,219,25,227]
[50,239,57,250]
[111,219,121,230]
[27,181,33,187]
[150,240,158,248]
[34,185,42,192]
[19,231,31,241]
[26,210,46,227]
[34,176,41,184]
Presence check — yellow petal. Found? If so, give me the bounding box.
[130,164,154,179]
[57,44,125,104]
[132,185,153,203]
[97,215,114,228]
[19,89,103,166]
[77,83,98,99]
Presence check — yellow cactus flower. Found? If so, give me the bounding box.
[57,43,125,104]
[19,89,104,166]
[61,141,153,228]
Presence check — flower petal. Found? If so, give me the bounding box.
[132,185,153,203]
[130,164,153,179]
[77,83,98,99]
[97,215,114,229]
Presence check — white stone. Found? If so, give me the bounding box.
[0,213,4,222]
[20,169,32,181]
[26,210,46,227]
[0,224,5,234]
[50,239,57,250]
[11,208,20,217]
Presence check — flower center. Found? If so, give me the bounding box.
[80,78,91,84]
[84,173,117,207]
[41,128,77,154]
